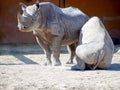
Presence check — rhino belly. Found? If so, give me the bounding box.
[61,37,78,45]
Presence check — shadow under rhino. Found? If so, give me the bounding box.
[108,63,120,71]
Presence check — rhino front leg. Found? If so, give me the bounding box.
[52,38,62,66]
[36,36,52,65]
[43,46,52,66]
[66,43,76,64]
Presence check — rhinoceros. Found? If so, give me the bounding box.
[17,1,89,66]
[72,16,114,70]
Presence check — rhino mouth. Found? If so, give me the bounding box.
[17,12,34,32]
[18,25,34,32]
[18,23,40,32]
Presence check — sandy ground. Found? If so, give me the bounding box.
[0,44,120,90]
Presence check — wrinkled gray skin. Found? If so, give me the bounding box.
[72,17,114,70]
[17,2,89,66]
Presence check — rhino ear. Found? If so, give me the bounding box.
[35,0,40,9]
[20,2,27,11]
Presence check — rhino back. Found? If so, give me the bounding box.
[36,2,89,45]
[57,8,89,45]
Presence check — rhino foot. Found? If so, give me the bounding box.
[54,61,61,66]
[44,61,52,66]
[66,60,73,64]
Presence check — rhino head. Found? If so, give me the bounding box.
[17,2,40,32]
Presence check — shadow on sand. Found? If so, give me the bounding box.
[13,54,38,64]
[108,63,120,71]
[70,63,120,71]
[0,54,39,65]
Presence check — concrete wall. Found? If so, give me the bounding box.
[0,0,60,44]
[0,0,120,43]
[65,0,120,39]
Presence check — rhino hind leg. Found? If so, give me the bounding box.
[66,43,76,64]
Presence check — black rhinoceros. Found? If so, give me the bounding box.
[17,1,89,66]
